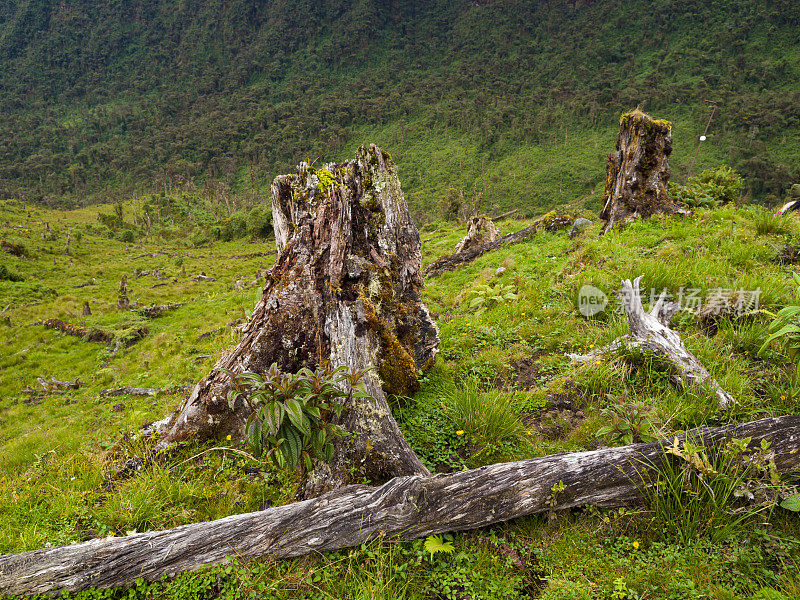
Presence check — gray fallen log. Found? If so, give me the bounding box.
[2,416,798,597]
[99,387,160,397]
[569,276,735,409]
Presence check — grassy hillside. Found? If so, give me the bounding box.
[2,197,800,598]
[1,0,799,215]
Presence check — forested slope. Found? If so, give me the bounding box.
[1,0,799,215]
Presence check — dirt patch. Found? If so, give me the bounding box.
[527,390,587,441]
[508,350,549,390]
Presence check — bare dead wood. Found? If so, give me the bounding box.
[100,387,160,397]
[36,377,81,392]
[156,145,439,498]
[569,276,734,408]
[137,303,185,318]
[423,210,574,279]
[35,318,113,344]
[423,224,538,278]
[3,416,798,597]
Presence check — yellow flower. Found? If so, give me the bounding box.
[108,531,116,537]
[596,360,601,365]
[781,395,786,400]
[632,541,639,549]
[226,434,232,441]
[589,344,594,349]
[456,430,465,436]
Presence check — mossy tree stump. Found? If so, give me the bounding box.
[453,216,500,254]
[156,145,438,498]
[600,110,683,235]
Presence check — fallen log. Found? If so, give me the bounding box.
[136,303,185,318]
[2,415,798,596]
[423,210,573,279]
[100,387,160,397]
[424,223,538,278]
[569,276,734,408]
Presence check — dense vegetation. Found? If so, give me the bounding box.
[1,0,800,217]
[2,196,800,598]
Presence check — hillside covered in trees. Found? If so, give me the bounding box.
[1,0,799,216]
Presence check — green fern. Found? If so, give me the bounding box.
[423,534,455,560]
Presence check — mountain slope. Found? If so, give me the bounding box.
[1,0,799,214]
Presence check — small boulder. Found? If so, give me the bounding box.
[568,218,593,238]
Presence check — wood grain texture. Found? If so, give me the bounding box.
[3,416,798,597]
[570,277,734,408]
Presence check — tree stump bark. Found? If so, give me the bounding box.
[155,145,438,497]
[453,216,500,254]
[600,110,684,235]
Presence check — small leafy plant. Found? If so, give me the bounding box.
[423,533,455,561]
[468,282,518,315]
[669,165,743,208]
[759,272,800,365]
[227,363,371,471]
[596,395,659,445]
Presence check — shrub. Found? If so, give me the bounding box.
[670,166,744,208]
[229,364,371,471]
[118,228,137,243]
[0,264,24,282]
[246,205,272,239]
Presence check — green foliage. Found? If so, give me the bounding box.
[671,166,744,208]
[759,272,800,364]
[640,437,784,544]
[3,1,799,214]
[440,380,528,463]
[228,364,371,470]
[596,395,659,445]
[0,264,24,282]
[779,493,800,512]
[423,533,455,560]
[468,282,518,315]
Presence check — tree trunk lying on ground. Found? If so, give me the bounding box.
[155,145,438,498]
[423,211,573,279]
[569,276,735,409]
[2,416,798,597]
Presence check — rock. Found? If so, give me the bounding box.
[790,183,800,199]
[568,217,593,238]
[454,216,500,254]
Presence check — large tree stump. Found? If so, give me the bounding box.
[3,416,799,596]
[600,110,684,235]
[155,145,438,498]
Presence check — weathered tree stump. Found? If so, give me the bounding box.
[156,145,438,497]
[116,275,129,310]
[453,216,500,254]
[600,110,684,235]
[3,416,798,597]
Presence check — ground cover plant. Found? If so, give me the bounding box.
[1,193,800,598]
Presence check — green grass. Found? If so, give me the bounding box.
[1,197,800,598]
